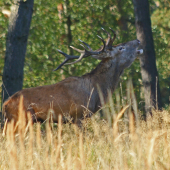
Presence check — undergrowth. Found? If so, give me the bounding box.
[1,107,170,170]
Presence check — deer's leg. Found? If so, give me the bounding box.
[27,108,37,123]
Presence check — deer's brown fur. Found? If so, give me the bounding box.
[2,29,143,126]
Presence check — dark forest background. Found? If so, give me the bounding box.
[0,0,170,115]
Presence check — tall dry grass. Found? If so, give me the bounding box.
[1,108,170,170]
[1,82,170,170]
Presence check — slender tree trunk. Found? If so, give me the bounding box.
[133,0,162,118]
[65,0,73,55]
[2,0,34,103]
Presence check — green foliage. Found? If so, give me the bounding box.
[151,0,170,106]
[0,1,10,102]
[0,0,169,107]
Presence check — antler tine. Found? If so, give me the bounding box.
[53,49,79,71]
[79,44,89,52]
[109,27,116,42]
[101,27,111,46]
[101,27,116,50]
[53,58,69,71]
[70,45,84,53]
[78,39,92,51]
[96,35,105,52]
[79,35,106,52]
[57,49,68,56]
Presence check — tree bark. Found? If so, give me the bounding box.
[133,0,162,118]
[65,0,73,55]
[2,0,34,102]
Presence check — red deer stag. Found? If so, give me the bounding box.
[2,28,143,126]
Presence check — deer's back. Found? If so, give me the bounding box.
[2,76,94,123]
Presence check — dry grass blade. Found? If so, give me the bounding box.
[6,120,18,170]
[108,89,116,121]
[18,95,26,132]
[129,79,139,127]
[156,160,168,170]
[98,156,110,170]
[2,118,8,137]
[113,105,129,138]
[79,132,85,170]
[58,114,62,146]
[56,115,62,164]
[114,132,127,143]
[18,96,26,169]
[115,90,121,112]
[46,118,52,146]
[36,122,41,150]
[115,105,129,122]
[27,112,33,165]
[129,112,135,135]
[148,131,167,169]
[97,85,112,126]
[66,145,72,170]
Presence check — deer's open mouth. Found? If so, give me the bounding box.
[136,49,143,55]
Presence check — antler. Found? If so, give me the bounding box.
[53,35,106,71]
[101,27,116,50]
[66,35,105,65]
[54,28,116,71]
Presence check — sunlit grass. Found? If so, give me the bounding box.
[0,107,170,170]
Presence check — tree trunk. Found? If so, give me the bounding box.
[65,0,73,55]
[2,0,34,103]
[133,0,162,118]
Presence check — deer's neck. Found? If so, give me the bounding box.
[85,58,123,98]
[80,58,124,113]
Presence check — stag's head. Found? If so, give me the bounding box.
[108,39,143,68]
[54,27,143,71]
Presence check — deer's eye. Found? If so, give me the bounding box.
[119,47,124,51]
